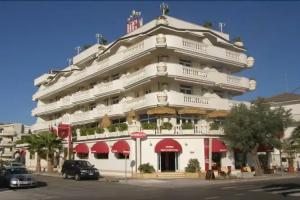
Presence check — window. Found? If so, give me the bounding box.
[111,96,119,105]
[144,88,152,95]
[180,85,192,94]
[103,98,109,106]
[89,103,96,110]
[94,153,109,159]
[77,153,88,159]
[135,92,140,98]
[29,152,35,160]
[179,59,192,67]
[115,153,129,159]
[111,73,120,80]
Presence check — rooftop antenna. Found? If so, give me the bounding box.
[67,58,72,66]
[219,22,226,32]
[75,46,81,55]
[160,2,169,16]
[96,33,102,44]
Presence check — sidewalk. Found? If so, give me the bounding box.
[34,171,300,188]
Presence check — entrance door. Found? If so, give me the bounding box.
[161,152,176,172]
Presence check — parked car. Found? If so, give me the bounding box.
[61,160,100,181]
[4,162,24,167]
[0,166,37,188]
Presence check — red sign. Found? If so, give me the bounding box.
[130,132,146,139]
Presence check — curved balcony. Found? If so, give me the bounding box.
[32,62,254,117]
[32,91,250,132]
[33,34,251,101]
[0,131,17,137]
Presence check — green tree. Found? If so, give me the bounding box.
[18,132,62,173]
[223,99,293,176]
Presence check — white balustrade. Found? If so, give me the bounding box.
[182,39,207,53]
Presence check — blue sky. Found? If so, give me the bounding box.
[0,1,300,125]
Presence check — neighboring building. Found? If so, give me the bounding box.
[31,11,256,176]
[265,93,300,170]
[0,123,30,162]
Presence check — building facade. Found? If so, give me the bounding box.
[265,93,300,170]
[0,123,30,162]
[31,14,256,176]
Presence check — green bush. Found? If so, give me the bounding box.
[117,123,128,131]
[181,122,194,130]
[141,122,157,130]
[210,121,220,130]
[185,159,200,173]
[160,122,173,130]
[87,128,95,135]
[108,124,116,132]
[138,163,155,173]
[80,128,87,136]
[95,127,105,134]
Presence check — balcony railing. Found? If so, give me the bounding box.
[33,34,250,100]
[0,131,16,136]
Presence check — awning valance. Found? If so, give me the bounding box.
[212,139,227,152]
[74,143,89,154]
[178,107,207,115]
[155,138,182,153]
[111,140,130,155]
[208,110,230,118]
[147,107,176,115]
[91,142,109,153]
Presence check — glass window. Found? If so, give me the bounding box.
[115,153,129,159]
[77,153,88,159]
[94,153,108,159]
[234,152,246,169]
[111,96,119,104]
[180,85,192,94]
[111,73,120,80]
[144,88,152,95]
[179,59,192,67]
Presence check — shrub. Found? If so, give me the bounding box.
[185,159,200,173]
[80,128,87,136]
[181,122,194,130]
[210,121,220,130]
[160,122,173,130]
[87,128,95,135]
[95,127,105,134]
[108,124,116,132]
[141,122,157,130]
[138,163,155,173]
[117,123,128,132]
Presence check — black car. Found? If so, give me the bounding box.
[61,160,100,181]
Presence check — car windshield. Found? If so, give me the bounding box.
[8,168,29,174]
[75,161,92,167]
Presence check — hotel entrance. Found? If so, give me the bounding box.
[155,138,182,172]
[160,152,178,172]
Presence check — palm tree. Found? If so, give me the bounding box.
[38,132,62,172]
[18,132,62,173]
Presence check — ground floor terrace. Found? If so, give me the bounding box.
[23,134,280,177]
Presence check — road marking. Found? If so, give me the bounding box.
[204,196,219,199]
[222,185,254,190]
[271,188,300,194]
[288,192,300,197]
[250,186,286,192]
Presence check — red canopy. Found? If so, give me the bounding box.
[73,143,89,154]
[155,138,182,153]
[111,140,130,155]
[212,139,227,152]
[91,142,109,153]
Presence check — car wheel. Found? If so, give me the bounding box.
[62,173,68,179]
[74,174,80,181]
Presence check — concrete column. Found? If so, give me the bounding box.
[209,138,212,170]
[136,138,141,172]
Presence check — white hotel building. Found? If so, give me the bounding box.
[31,14,256,176]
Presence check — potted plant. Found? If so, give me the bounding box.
[181,122,194,130]
[95,127,105,134]
[203,21,213,29]
[233,37,244,47]
[160,122,173,130]
[117,123,128,132]
[107,124,117,133]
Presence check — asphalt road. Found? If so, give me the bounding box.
[0,175,300,200]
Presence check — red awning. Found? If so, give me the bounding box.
[212,139,227,152]
[111,140,130,154]
[91,142,109,153]
[155,138,182,153]
[74,143,89,154]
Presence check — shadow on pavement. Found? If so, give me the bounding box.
[262,183,300,197]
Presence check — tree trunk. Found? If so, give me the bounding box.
[36,153,41,173]
[46,151,54,173]
[250,148,263,176]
